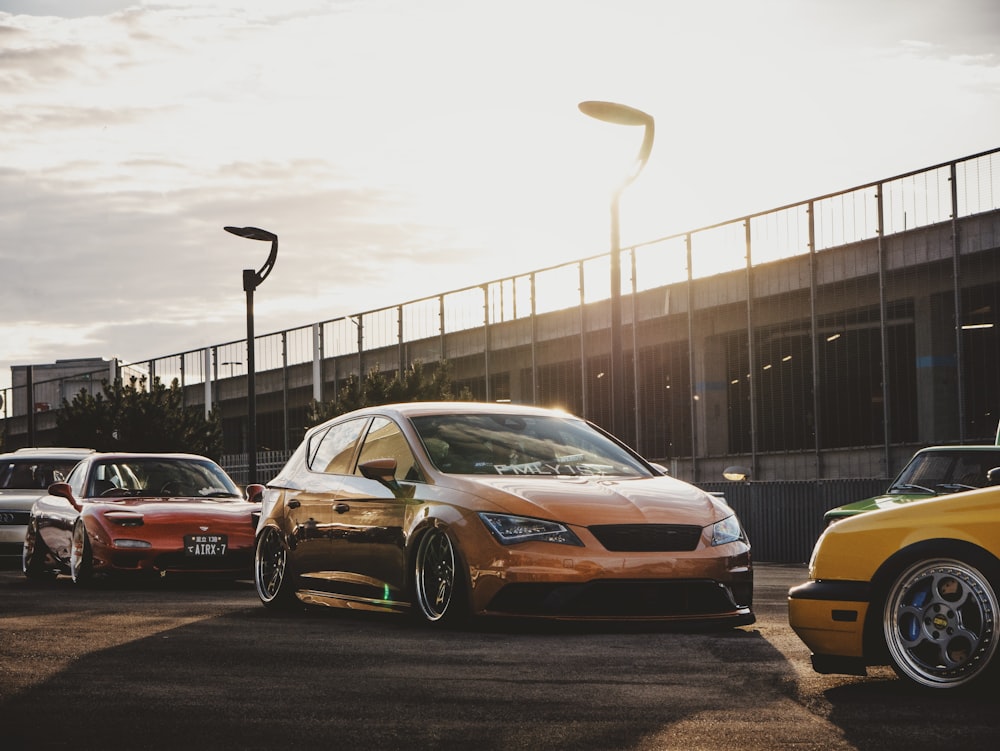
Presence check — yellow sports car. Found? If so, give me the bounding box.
[788,485,1000,689]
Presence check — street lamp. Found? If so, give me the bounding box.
[578,100,655,438]
[224,225,278,484]
[220,361,242,378]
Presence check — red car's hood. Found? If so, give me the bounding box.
[450,474,725,526]
[86,496,258,518]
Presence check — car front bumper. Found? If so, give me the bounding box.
[787,579,871,662]
[0,518,29,558]
[466,533,754,624]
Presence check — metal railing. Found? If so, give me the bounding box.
[4,147,1000,485]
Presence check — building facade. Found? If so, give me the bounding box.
[4,149,1000,494]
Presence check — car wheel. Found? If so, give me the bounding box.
[413,527,467,624]
[254,526,296,608]
[22,526,55,579]
[883,557,999,689]
[69,521,94,586]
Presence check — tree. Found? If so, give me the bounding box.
[305,360,474,428]
[56,375,223,459]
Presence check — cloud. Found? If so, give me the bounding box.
[2,0,1000,393]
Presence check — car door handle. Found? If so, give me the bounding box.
[334,503,350,514]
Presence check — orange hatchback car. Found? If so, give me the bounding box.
[254,402,754,627]
[23,452,263,583]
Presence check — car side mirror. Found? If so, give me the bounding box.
[245,483,266,503]
[723,466,751,482]
[48,481,82,512]
[360,458,399,488]
[987,467,1000,486]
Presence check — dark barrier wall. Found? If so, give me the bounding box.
[699,478,888,563]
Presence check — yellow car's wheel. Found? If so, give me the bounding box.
[883,557,999,689]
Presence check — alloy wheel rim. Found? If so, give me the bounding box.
[885,559,998,688]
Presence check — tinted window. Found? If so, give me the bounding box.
[0,459,80,489]
[309,418,368,475]
[356,417,422,482]
[86,458,239,498]
[410,413,651,477]
[895,450,1000,492]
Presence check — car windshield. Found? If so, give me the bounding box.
[889,450,1000,494]
[410,413,652,478]
[87,458,241,498]
[0,459,80,490]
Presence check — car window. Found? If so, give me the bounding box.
[950,453,1000,486]
[0,459,80,489]
[86,459,239,498]
[896,450,1000,492]
[355,417,423,482]
[309,418,368,475]
[66,461,89,498]
[410,413,651,477]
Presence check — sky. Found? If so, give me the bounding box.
[2,0,999,393]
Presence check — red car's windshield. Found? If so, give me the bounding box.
[87,458,240,498]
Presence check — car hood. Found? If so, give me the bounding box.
[0,488,50,509]
[824,491,935,519]
[446,474,726,527]
[84,496,259,517]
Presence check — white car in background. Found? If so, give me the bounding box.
[0,448,94,562]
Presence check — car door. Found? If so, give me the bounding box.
[324,416,421,607]
[286,417,368,591]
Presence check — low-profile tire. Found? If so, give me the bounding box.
[413,526,468,625]
[70,520,94,586]
[883,557,999,689]
[22,526,55,579]
[254,526,297,609]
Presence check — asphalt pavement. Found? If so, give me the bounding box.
[1,562,997,750]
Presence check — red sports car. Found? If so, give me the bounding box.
[22,452,263,583]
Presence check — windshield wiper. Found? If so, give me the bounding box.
[888,482,935,494]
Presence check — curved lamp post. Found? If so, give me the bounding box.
[224,225,278,484]
[578,101,654,438]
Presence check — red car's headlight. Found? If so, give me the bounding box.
[104,511,144,527]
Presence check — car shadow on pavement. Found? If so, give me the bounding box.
[818,677,1000,751]
[2,594,794,751]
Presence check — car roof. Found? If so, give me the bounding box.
[0,447,95,460]
[78,452,217,461]
[341,401,575,419]
[913,445,1000,454]
[310,402,580,434]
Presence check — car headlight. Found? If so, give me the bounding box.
[709,514,745,546]
[478,512,584,546]
[113,539,152,548]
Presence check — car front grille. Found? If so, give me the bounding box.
[486,579,745,618]
[151,550,253,572]
[588,524,701,552]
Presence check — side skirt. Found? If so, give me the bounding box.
[296,588,411,615]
